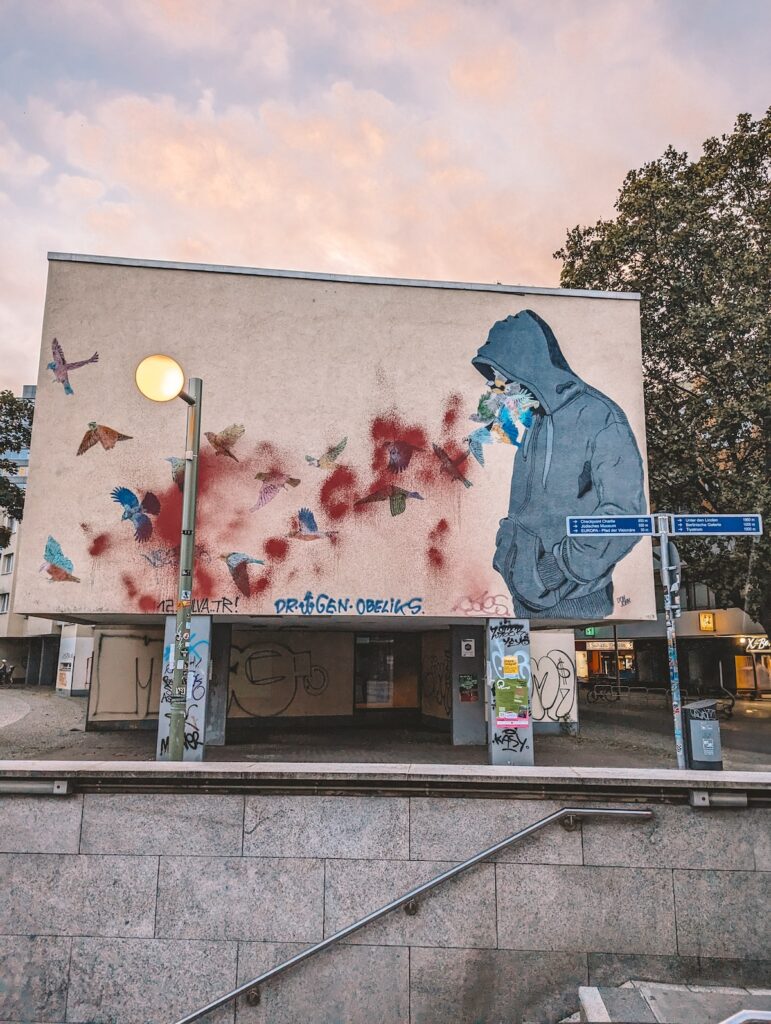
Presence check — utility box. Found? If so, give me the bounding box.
[683,699,723,770]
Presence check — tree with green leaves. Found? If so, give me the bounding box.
[0,389,34,548]
[555,109,770,638]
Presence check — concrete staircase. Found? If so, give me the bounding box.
[557,981,771,1023]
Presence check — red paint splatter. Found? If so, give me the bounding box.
[264,537,289,561]
[251,574,272,596]
[430,518,450,538]
[442,393,463,430]
[88,533,111,556]
[426,518,451,573]
[194,563,216,599]
[319,465,359,522]
[138,595,156,613]
[370,413,428,475]
[427,546,445,569]
[121,574,138,599]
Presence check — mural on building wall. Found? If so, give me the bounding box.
[471,311,646,619]
[110,487,161,543]
[41,536,80,582]
[77,423,132,455]
[205,423,245,461]
[222,551,265,596]
[18,269,655,623]
[47,338,98,395]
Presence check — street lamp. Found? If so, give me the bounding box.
[136,355,203,762]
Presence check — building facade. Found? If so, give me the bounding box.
[0,385,67,686]
[15,252,662,753]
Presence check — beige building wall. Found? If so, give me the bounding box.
[17,256,655,624]
[229,629,354,718]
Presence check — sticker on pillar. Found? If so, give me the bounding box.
[460,639,475,658]
[459,673,480,702]
[495,676,529,728]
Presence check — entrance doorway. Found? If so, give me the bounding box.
[354,633,420,710]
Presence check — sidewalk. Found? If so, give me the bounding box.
[1,686,769,769]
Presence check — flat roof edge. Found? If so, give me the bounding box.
[47,252,641,301]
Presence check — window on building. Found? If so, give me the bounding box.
[0,593,9,614]
[1,553,12,574]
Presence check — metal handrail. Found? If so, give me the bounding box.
[172,805,653,1024]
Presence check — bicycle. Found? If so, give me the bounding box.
[0,662,17,686]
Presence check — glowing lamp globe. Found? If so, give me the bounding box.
[135,355,185,402]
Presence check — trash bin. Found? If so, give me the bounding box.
[683,699,723,770]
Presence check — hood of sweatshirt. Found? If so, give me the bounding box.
[472,310,582,415]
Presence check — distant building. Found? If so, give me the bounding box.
[0,385,85,689]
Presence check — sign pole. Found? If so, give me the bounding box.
[658,513,686,769]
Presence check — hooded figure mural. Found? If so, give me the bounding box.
[472,310,646,619]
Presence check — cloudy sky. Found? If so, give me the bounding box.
[1,0,768,392]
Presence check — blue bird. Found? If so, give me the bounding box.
[220,552,265,596]
[111,487,161,543]
[41,536,80,582]
[465,426,493,466]
[498,404,522,446]
[287,507,338,541]
[165,457,186,491]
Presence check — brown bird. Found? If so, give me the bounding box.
[77,422,132,456]
[250,471,301,512]
[432,443,472,488]
[355,485,424,517]
[384,440,423,473]
[205,424,245,461]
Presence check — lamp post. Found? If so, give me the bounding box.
[135,355,203,762]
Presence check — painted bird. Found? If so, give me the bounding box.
[250,471,301,512]
[355,485,424,517]
[48,338,99,395]
[40,536,80,582]
[287,507,338,541]
[432,443,473,488]
[383,440,423,473]
[220,552,265,597]
[77,422,132,456]
[465,426,494,467]
[111,487,161,542]
[305,437,347,469]
[165,457,186,491]
[205,424,244,461]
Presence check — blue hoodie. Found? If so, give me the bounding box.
[472,310,646,619]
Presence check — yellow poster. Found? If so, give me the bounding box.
[503,655,519,677]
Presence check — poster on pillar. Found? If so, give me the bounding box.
[487,618,534,766]
[156,615,211,761]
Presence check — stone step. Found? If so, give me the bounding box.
[576,981,771,1024]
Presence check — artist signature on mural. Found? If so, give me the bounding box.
[155,595,240,614]
[616,594,631,607]
[452,590,511,615]
[274,592,424,616]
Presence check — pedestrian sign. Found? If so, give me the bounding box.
[566,515,655,536]
[670,514,762,536]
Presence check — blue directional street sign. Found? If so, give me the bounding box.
[566,515,655,537]
[670,514,763,536]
